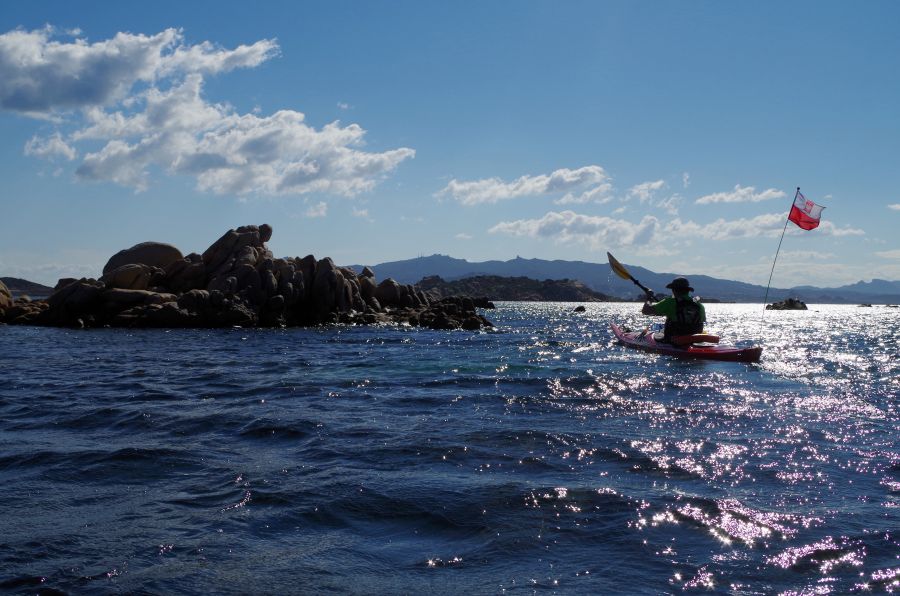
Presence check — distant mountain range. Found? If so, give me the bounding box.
[350,255,900,304]
[6,259,900,304]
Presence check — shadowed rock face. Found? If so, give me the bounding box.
[1,224,493,331]
[0,280,12,311]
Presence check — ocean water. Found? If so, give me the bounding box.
[0,303,898,595]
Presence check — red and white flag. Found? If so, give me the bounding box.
[788,191,825,230]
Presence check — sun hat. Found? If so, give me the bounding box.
[665,277,693,292]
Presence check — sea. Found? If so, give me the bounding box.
[1,303,898,595]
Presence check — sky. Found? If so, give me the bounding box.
[1,1,898,288]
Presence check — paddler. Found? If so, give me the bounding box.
[641,277,705,342]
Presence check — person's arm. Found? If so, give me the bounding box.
[642,300,660,316]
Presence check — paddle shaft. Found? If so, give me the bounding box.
[631,278,657,301]
[607,252,658,301]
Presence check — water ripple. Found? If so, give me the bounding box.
[1,303,897,593]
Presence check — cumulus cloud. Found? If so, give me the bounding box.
[655,194,682,216]
[157,37,279,77]
[622,179,682,215]
[0,27,276,115]
[813,221,865,237]
[489,209,864,251]
[24,132,76,160]
[875,249,900,259]
[3,26,414,197]
[666,213,863,240]
[888,204,900,211]
[768,249,836,260]
[489,210,661,250]
[75,80,415,196]
[695,184,786,205]
[627,180,665,202]
[305,201,327,218]
[664,213,787,241]
[682,172,690,188]
[437,165,610,205]
[554,183,613,205]
[455,232,473,240]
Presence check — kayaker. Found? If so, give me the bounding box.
[641,277,705,342]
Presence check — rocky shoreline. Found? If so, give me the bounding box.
[0,224,493,331]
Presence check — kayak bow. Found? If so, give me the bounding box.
[611,323,762,363]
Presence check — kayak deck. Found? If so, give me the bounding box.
[611,323,762,363]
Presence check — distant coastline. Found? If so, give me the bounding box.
[351,255,900,304]
[416,275,617,302]
[0,277,54,299]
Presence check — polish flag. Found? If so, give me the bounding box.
[788,191,825,230]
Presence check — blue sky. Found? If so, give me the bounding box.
[1,1,898,288]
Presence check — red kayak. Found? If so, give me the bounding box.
[611,323,762,363]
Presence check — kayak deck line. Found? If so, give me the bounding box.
[611,323,763,363]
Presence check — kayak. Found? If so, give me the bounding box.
[611,323,762,363]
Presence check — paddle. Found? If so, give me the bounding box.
[607,252,659,301]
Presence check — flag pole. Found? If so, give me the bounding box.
[762,187,800,314]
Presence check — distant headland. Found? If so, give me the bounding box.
[417,275,616,302]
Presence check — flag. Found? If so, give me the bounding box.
[788,191,825,230]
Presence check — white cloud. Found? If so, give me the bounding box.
[777,249,837,260]
[437,165,610,205]
[337,102,351,110]
[489,209,864,252]
[695,184,786,205]
[554,183,613,205]
[624,180,681,215]
[0,27,276,115]
[875,249,900,259]
[682,172,690,188]
[489,210,661,250]
[627,179,665,202]
[24,132,76,160]
[455,232,473,240]
[812,220,865,237]
[888,204,900,211]
[665,213,786,241]
[667,213,864,240]
[157,37,279,77]
[655,194,682,216]
[3,27,414,197]
[305,201,327,218]
[351,207,370,219]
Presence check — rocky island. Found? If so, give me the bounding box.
[0,224,493,331]
[766,297,808,310]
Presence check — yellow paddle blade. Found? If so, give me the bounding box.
[607,252,632,281]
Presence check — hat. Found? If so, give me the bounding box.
[665,277,693,292]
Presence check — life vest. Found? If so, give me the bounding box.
[663,296,703,340]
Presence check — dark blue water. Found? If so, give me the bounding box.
[1,303,898,594]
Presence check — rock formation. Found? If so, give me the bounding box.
[0,279,13,312]
[0,225,493,331]
[766,297,808,310]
